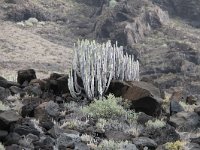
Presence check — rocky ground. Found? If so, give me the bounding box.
[0,0,200,150]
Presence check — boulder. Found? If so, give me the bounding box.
[105,130,132,141]
[186,95,197,105]
[142,124,180,144]
[5,144,23,150]
[18,137,34,149]
[45,73,69,95]
[17,69,36,85]
[34,143,54,150]
[190,137,200,145]
[169,89,187,101]
[194,106,200,116]
[0,86,11,100]
[40,121,54,131]
[33,135,55,149]
[23,85,42,97]
[0,130,8,141]
[9,86,24,95]
[74,142,90,150]
[34,102,50,121]
[186,143,200,150]
[29,79,47,91]
[132,137,157,149]
[47,125,64,138]
[49,73,65,80]
[169,112,200,132]
[56,133,80,149]
[122,144,138,150]
[137,112,153,124]
[22,97,43,105]
[21,100,40,117]
[0,110,21,130]
[13,119,41,136]
[5,132,21,145]
[45,101,60,117]
[170,100,184,115]
[0,77,20,88]
[56,75,70,94]
[26,133,39,142]
[106,80,162,116]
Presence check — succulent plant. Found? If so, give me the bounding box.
[68,40,139,100]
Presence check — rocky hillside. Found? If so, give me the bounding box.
[0,0,200,150]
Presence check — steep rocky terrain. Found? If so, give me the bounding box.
[0,0,200,150]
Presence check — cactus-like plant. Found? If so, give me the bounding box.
[68,39,139,100]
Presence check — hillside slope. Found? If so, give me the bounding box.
[0,21,73,78]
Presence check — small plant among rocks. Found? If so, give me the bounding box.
[81,134,98,149]
[165,140,185,150]
[96,118,107,131]
[64,101,80,112]
[0,101,10,111]
[87,142,98,150]
[109,0,117,8]
[124,125,142,137]
[81,134,94,143]
[30,119,44,134]
[125,110,139,124]
[145,119,166,129]
[60,119,79,129]
[1,73,17,82]
[17,18,45,27]
[60,118,89,130]
[179,101,197,112]
[82,94,126,119]
[97,140,130,150]
[96,118,130,132]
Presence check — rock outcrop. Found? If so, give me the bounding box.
[92,0,169,54]
[106,80,162,116]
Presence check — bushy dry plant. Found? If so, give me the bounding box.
[145,119,166,129]
[97,140,130,150]
[0,101,10,111]
[165,140,185,150]
[81,94,126,119]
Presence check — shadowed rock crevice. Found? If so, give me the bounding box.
[131,96,161,116]
[106,80,162,116]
